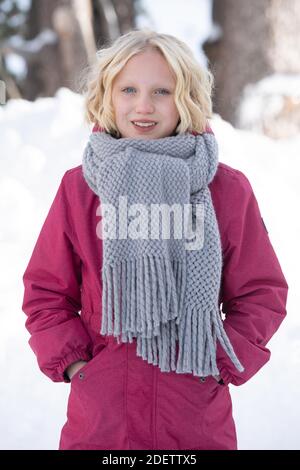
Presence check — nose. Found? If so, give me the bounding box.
[135,93,155,114]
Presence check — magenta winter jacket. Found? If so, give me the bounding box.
[22,157,288,450]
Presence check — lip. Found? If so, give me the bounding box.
[131,119,158,123]
[131,121,158,132]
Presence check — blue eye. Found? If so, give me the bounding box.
[122,87,135,93]
[122,87,170,95]
[155,89,170,95]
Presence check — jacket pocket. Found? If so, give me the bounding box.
[70,345,108,384]
[68,340,127,448]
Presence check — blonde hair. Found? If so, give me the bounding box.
[79,28,214,136]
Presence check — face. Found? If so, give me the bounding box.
[111,48,180,139]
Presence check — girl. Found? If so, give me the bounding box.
[22,29,288,450]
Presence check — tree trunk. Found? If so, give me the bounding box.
[203,0,272,125]
[203,0,300,138]
[5,0,138,101]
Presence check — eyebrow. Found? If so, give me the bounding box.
[117,82,174,89]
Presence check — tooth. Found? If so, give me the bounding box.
[134,122,156,127]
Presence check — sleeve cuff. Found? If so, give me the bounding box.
[58,348,92,383]
[217,366,233,386]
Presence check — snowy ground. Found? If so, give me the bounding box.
[0,87,299,450]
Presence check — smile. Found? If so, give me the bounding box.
[132,121,157,128]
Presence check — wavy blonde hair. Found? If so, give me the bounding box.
[79,28,214,136]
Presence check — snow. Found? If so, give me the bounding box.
[4,53,27,80]
[0,88,90,450]
[0,86,298,450]
[237,73,300,132]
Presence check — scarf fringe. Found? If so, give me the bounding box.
[101,254,186,337]
[100,255,244,377]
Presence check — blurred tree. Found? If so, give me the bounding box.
[204,0,300,138]
[0,0,29,98]
[23,0,89,100]
[0,0,141,101]
[0,0,24,40]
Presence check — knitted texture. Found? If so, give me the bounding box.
[82,130,244,377]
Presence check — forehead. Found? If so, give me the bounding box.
[114,49,176,85]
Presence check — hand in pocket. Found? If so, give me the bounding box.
[66,360,88,381]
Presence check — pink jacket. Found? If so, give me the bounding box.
[22,161,288,450]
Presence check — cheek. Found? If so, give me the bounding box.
[115,101,131,118]
[168,102,180,121]
[165,97,179,114]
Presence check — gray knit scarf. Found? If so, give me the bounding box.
[82,128,244,378]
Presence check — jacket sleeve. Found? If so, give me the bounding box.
[22,172,93,383]
[216,171,288,386]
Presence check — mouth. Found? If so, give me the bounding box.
[131,121,158,131]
